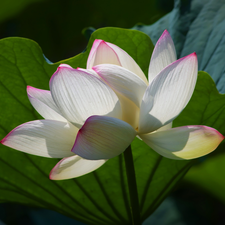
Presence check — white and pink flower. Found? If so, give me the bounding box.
[1,30,223,180]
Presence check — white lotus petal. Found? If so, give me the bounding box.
[50,65,122,127]
[139,53,198,134]
[58,64,72,69]
[27,86,67,122]
[155,122,173,132]
[87,39,148,84]
[72,115,136,160]
[77,67,101,78]
[49,155,107,180]
[140,125,224,160]
[87,39,121,68]
[93,64,147,107]
[1,120,78,158]
[148,30,177,83]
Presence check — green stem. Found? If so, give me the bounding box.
[123,145,141,225]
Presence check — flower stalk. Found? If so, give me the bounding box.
[123,145,141,225]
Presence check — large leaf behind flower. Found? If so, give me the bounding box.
[133,0,225,93]
[0,27,221,224]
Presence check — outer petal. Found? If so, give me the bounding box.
[140,126,224,160]
[27,86,67,122]
[72,115,137,160]
[139,53,198,134]
[50,65,122,127]
[87,39,148,84]
[49,155,107,180]
[93,64,147,107]
[77,67,101,79]
[148,30,177,83]
[1,120,78,158]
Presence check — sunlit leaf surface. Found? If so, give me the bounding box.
[0,28,198,224]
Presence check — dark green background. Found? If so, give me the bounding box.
[0,0,173,62]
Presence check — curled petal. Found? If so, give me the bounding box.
[140,125,224,160]
[93,64,147,107]
[72,115,136,160]
[87,39,148,84]
[148,30,177,83]
[50,64,122,127]
[27,86,66,122]
[50,155,107,180]
[1,120,78,158]
[139,53,198,134]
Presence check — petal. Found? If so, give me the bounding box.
[139,53,198,134]
[116,93,140,130]
[49,155,107,180]
[140,125,224,160]
[72,115,136,160]
[1,120,78,158]
[93,64,147,107]
[155,122,173,132]
[27,86,67,122]
[87,39,121,68]
[77,67,101,78]
[148,30,177,83]
[87,39,148,84]
[50,65,122,127]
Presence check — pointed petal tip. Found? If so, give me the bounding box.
[26,86,33,96]
[159,30,171,40]
[58,64,72,69]
[49,169,54,180]
[0,127,18,146]
[0,137,5,144]
[49,165,57,180]
[27,85,38,94]
[202,125,224,140]
[55,64,73,74]
[93,39,105,46]
[50,64,73,84]
[174,52,197,63]
[189,52,197,58]
[162,29,169,36]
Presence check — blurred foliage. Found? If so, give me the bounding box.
[184,153,225,205]
[0,0,173,62]
[0,0,45,22]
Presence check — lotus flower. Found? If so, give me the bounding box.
[1,30,223,180]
